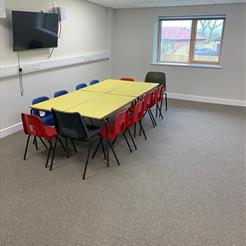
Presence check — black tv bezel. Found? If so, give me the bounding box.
[12,10,59,52]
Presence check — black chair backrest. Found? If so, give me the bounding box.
[51,109,89,140]
[144,71,166,88]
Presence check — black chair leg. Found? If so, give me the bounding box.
[50,137,58,171]
[92,139,100,159]
[156,103,164,120]
[134,123,137,138]
[109,142,120,166]
[112,136,117,146]
[100,137,107,160]
[45,140,52,168]
[23,135,31,160]
[82,142,92,180]
[139,121,147,140]
[65,137,69,158]
[70,139,77,153]
[157,104,164,120]
[123,132,132,153]
[165,92,168,111]
[160,96,163,115]
[58,137,66,152]
[148,109,156,127]
[34,137,38,150]
[158,96,164,119]
[147,110,153,126]
[39,137,48,149]
[150,109,157,126]
[127,129,137,150]
[104,120,110,168]
[92,137,107,160]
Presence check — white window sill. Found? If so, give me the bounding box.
[151,62,222,69]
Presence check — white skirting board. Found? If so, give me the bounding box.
[1,92,245,139]
[0,51,110,78]
[0,122,23,139]
[168,93,246,107]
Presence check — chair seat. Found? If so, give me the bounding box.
[41,113,54,126]
[43,126,57,140]
[86,125,101,138]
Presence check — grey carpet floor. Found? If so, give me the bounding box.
[0,99,245,246]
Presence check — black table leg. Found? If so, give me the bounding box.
[104,119,109,167]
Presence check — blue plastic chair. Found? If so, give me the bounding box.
[54,90,68,98]
[32,96,54,125]
[76,83,87,90]
[90,79,99,85]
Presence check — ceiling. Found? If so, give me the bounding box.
[87,0,246,9]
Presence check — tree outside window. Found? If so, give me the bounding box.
[156,16,226,65]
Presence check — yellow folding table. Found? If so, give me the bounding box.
[31,90,101,112]
[107,81,158,97]
[67,93,134,120]
[80,79,159,97]
[79,79,126,93]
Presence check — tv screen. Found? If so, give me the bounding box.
[12,11,59,51]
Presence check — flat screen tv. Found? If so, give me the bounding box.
[12,11,59,51]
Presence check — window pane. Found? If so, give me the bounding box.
[194,19,224,63]
[159,20,192,63]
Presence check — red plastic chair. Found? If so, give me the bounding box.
[142,92,157,127]
[127,100,147,140]
[92,110,135,165]
[21,113,57,167]
[149,89,158,108]
[120,77,135,82]
[142,93,152,114]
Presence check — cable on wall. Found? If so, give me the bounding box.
[48,47,55,60]
[17,52,24,96]
[48,6,62,59]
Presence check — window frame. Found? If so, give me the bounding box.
[154,15,226,66]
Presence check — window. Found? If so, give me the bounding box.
[154,16,226,66]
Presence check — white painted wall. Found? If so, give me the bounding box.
[113,3,246,102]
[0,1,245,138]
[0,0,114,135]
